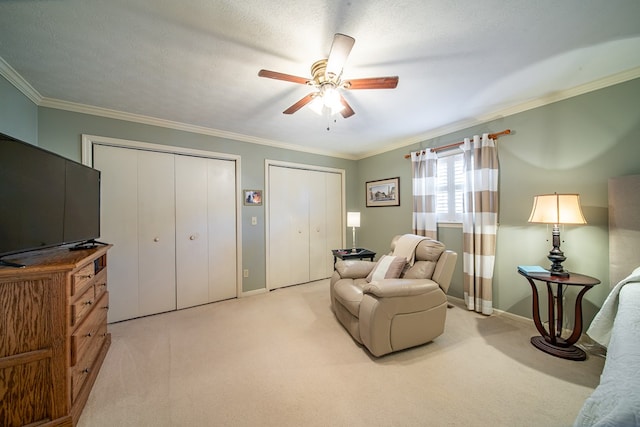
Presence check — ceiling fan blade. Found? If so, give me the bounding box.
[325,33,355,79]
[339,95,355,118]
[283,93,316,114]
[344,76,399,90]
[258,69,310,85]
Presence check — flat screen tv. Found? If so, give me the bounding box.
[0,132,102,264]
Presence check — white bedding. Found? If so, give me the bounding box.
[574,269,640,426]
[587,266,640,347]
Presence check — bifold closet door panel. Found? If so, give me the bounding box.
[325,172,343,277]
[309,171,342,281]
[207,159,237,302]
[308,170,328,282]
[269,166,310,289]
[175,155,209,309]
[93,145,139,323]
[137,150,177,316]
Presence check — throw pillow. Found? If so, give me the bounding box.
[366,255,406,283]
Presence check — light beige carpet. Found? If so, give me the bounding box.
[78,279,604,427]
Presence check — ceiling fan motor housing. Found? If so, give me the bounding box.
[311,59,336,85]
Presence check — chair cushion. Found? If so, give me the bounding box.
[402,239,446,279]
[366,255,406,282]
[403,260,437,279]
[415,239,445,262]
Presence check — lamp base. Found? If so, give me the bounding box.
[351,226,357,254]
[547,224,570,277]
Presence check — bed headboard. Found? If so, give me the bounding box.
[608,174,640,286]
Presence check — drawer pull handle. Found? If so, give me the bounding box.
[78,273,94,279]
[103,305,109,310]
[82,367,91,374]
[84,300,93,306]
[86,331,95,337]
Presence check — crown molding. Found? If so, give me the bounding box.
[37,97,357,160]
[0,56,42,104]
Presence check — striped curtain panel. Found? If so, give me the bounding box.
[461,134,499,315]
[411,149,438,239]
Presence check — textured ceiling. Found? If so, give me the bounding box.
[1,0,639,159]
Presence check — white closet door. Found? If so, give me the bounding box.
[269,166,310,289]
[309,171,342,281]
[175,155,209,309]
[137,150,176,316]
[93,142,237,320]
[325,172,343,274]
[207,158,237,301]
[94,145,139,323]
[308,170,328,281]
[290,168,311,284]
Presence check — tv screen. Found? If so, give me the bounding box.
[0,133,101,258]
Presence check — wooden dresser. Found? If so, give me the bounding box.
[0,245,111,427]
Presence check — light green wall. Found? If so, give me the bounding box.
[357,77,640,326]
[0,77,38,144]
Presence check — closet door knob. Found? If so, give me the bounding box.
[154,237,160,242]
[190,235,197,240]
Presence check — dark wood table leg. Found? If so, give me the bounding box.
[525,277,548,339]
[527,279,587,361]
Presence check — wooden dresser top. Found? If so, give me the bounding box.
[0,244,112,278]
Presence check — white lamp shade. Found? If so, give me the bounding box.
[528,193,587,225]
[347,211,361,227]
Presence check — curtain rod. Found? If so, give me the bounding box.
[403,129,511,159]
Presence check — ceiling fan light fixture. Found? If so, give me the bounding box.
[322,86,344,112]
[308,85,344,116]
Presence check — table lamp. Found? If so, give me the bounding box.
[528,193,586,277]
[347,212,361,253]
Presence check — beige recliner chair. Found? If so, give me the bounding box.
[330,234,457,357]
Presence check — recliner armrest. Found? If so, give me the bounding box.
[363,279,440,298]
[335,260,376,279]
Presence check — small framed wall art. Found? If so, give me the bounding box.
[243,189,262,206]
[366,177,400,207]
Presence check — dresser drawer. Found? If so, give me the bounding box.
[94,268,108,300]
[71,284,97,327]
[71,292,109,366]
[72,263,96,296]
[70,319,108,402]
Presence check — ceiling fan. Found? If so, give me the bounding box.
[258,33,399,118]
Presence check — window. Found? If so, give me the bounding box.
[436,151,463,223]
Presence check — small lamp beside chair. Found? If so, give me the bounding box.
[528,193,587,277]
[347,212,360,253]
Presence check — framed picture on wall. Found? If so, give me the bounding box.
[243,189,262,206]
[366,177,400,207]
